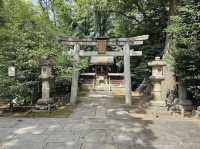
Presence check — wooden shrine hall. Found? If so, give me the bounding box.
[79,55,124,91]
[61,36,149,105]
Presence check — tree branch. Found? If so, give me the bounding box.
[109,10,141,23]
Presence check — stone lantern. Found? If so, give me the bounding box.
[37,56,54,107]
[148,56,166,104]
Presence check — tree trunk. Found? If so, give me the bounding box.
[162,0,177,100]
[164,0,177,54]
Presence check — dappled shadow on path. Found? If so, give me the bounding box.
[0,91,158,149]
[105,101,157,148]
[78,91,158,149]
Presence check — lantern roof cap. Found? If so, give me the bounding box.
[40,56,53,66]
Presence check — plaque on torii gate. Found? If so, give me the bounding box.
[96,37,107,54]
[61,35,149,105]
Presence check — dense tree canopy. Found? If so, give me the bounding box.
[0,0,73,99]
[166,0,200,100]
[0,0,199,101]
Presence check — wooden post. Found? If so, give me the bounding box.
[93,75,95,90]
[123,43,132,105]
[70,44,80,104]
[108,75,111,92]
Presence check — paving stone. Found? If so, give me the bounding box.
[81,142,117,149]
[134,144,176,149]
[118,143,133,149]
[45,142,66,149]
[1,135,46,149]
[95,106,107,118]
[84,129,113,143]
[64,123,90,131]
[0,119,18,128]
[0,128,16,142]
[2,142,43,149]
[13,126,47,135]
[113,134,133,144]
[45,141,82,149]
[46,129,78,141]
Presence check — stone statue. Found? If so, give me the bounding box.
[165,86,193,116]
[165,86,178,111]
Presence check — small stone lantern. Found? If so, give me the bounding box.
[37,56,54,107]
[148,56,166,104]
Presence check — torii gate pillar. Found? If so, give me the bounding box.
[70,44,80,105]
[123,43,132,105]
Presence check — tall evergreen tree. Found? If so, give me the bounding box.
[166,0,200,100]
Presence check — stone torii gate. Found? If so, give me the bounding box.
[61,35,149,105]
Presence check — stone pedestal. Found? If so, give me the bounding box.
[193,106,200,118]
[37,80,53,105]
[150,77,165,105]
[148,57,166,105]
[152,81,162,101]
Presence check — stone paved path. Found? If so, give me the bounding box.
[0,91,200,149]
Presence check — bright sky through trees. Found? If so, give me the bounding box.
[32,0,38,5]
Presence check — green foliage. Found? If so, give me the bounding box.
[166,0,200,100]
[72,0,168,88]
[0,0,171,100]
[73,0,112,37]
[3,0,199,102]
[0,0,74,101]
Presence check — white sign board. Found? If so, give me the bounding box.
[8,66,15,77]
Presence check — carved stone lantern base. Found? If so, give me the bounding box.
[192,106,200,118]
[150,79,165,106]
[37,98,54,105]
[35,103,56,112]
[36,98,54,111]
